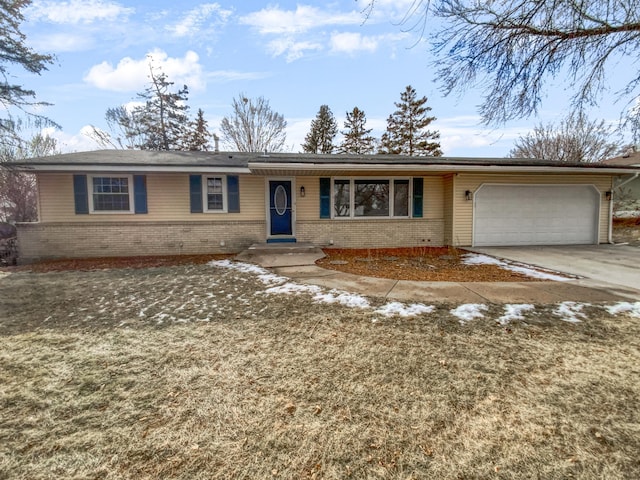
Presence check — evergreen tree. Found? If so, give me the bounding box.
[379,85,442,157]
[132,67,190,150]
[302,105,338,154]
[1,0,56,147]
[339,106,376,154]
[182,109,212,151]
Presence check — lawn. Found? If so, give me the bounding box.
[1,261,639,479]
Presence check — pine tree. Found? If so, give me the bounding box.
[182,109,212,151]
[379,85,442,157]
[1,0,56,146]
[132,67,190,150]
[339,107,376,154]
[302,105,338,154]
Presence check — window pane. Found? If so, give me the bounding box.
[354,180,389,217]
[333,180,350,217]
[206,177,224,210]
[92,177,130,211]
[394,180,409,217]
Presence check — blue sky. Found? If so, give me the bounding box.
[16,0,631,156]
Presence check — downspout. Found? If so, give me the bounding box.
[609,172,639,244]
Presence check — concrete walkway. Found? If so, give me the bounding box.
[237,244,640,303]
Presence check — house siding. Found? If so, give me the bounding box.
[452,173,613,246]
[37,173,264,222]
[443,174,454,245]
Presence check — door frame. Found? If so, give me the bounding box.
[265,177,296,241]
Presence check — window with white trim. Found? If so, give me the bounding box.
[333,178,411,218]
[203,175,227,212]
[89,175,134,213]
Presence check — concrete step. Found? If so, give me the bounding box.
[245,242,320,255]
[236,242,325,268]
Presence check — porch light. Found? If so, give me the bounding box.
[605,191,612,201]
[465,190,473,201]
[300,186,306,197]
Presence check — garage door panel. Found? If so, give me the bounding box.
[473,185,599,246]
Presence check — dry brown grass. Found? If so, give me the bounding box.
[1,265,639,479]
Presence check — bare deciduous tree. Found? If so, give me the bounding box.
[361,0,640,124]
[1,132,59,223]
[509,113,621,163]
[220,95,287,152]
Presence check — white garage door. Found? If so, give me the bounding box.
[473,185,600,246]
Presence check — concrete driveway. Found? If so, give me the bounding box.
[471,245,640,299]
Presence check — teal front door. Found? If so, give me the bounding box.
[269,180,293,236]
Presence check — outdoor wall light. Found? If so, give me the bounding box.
[465,190,473,201]
[300,186,306,197]
[605,191,612,201]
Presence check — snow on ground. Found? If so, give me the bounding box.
[553,301,590,323]
[497,304,535,325]
[462,254,571,281]
[373,302,435,318]
[605,302,640,318]
[208,260,637,325]
[209,259,287,285]
[450,304,489,324]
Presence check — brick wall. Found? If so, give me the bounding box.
[17,221,265,262]
[296,219,445,248]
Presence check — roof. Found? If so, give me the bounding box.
[8,149,640,175]
[600,149,640,167]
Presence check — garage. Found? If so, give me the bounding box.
[473,184,600,246]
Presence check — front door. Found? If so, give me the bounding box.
[269,180,293,237]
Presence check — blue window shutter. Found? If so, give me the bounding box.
[190,175,203,213]
[227,175,240,213]
[413,177,423,218]
[133,175,147,214]
[319,177,331,218]
[73,174,89,214]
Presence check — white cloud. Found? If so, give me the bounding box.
[240,5,360,35]
[30,33,93,52]
[42,126,103,153]
[167,3,232,38]
[28,0,133,24]
[329,32,378,54]
[83,50,205,92]
[267,38,323,62]
[437,116,525,157]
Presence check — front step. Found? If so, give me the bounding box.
[236,242,325,267]
[246,242,318,254]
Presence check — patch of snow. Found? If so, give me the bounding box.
[313,290,371,308]
[265,282,321,296]
[497,304,535,325]
[208,259,287,285]
[450,303,488,324]
[374,302,435,317]
[553,301,590,323]
[462,254,571,281]
[604,302,640,318]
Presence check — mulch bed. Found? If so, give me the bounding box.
[316,247,547,282]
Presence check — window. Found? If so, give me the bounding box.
[189,174,240,214]
[334,179,350,217]
[205,176,226,211]
[89,176,134,213]
[332,178,412,218]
